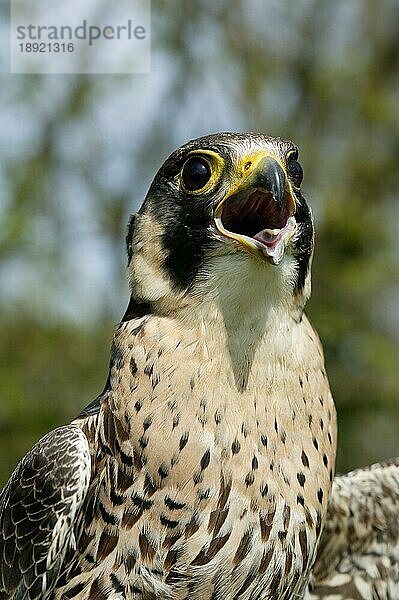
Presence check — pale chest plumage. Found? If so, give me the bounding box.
[55,302,336,600]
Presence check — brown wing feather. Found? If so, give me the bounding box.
[308,458,399,599]
[0,426,91,600]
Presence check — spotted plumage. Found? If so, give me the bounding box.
[0,132,343,598]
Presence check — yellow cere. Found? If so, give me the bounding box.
[214,150,294,221]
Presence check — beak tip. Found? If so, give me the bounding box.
[254,156,286,206]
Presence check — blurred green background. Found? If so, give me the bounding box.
[1,0,398,485]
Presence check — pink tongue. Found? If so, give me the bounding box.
[253,229,278,247]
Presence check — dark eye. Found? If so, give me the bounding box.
[181,156,212,191]
[287,154,303,188]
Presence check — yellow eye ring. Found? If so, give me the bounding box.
[180,150,224,194]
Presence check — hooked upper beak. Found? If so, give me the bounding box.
[247,156,287,207]
[214,154,297,265]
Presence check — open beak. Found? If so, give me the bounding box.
[214,156,297,265]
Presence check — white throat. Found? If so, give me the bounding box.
[172,252,301,391]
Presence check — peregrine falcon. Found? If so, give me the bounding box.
[0,133,338,599]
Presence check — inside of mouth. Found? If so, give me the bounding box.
[220,189,292,243]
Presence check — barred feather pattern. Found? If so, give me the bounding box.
[307,459,399,599]
[0,426,90,599]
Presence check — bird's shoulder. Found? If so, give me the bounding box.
[0,425,91,599]
[309,459,399,599]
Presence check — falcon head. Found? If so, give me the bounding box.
[127,133,314,316]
